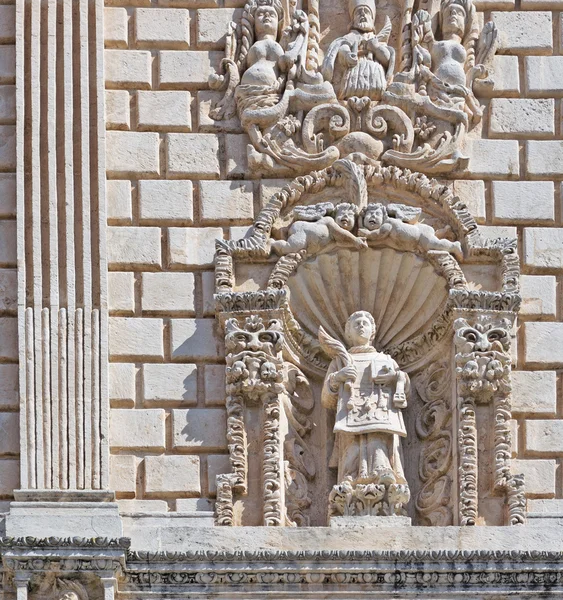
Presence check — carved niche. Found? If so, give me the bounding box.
[209,0,498,176]
[213,155,525,527]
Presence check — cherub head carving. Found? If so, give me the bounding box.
[334,202,359,232]
[345,310,377,347]
[360,203,388,231]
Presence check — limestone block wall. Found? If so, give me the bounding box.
[0,0,18,505]
[57,0,562,510]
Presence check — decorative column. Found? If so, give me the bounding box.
[9,0,120,536]
[453,310,526,526]
[214,290,314,527]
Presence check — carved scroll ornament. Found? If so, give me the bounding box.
[210,0,498,176]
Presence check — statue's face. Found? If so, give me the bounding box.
[352,5,375,32]
[363,206,384,230]
[255,5,279,38]
[347,313,374,346]
[335,206,356,231]
[442,4,466,38]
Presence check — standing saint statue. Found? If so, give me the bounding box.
[321,0,395,101]
[319,311,411,518]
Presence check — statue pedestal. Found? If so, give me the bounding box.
[329,515,411,528]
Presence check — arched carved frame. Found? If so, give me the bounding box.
[214,158,524,527]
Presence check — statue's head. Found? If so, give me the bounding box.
[345,310,376,346]
[441,0,470,39]
[251,0,283,39]
[348,0,376,32]
[334,202,359,232]
[361,203,387,231]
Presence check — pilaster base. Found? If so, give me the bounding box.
[6,499,123,538]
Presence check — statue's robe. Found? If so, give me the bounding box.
[322,30,389,101]
[321,345,408,484]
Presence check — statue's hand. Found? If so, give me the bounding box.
[334,365,358,383]
[355,237,369,250]
[393,392,407,408]
[345,51,358,67]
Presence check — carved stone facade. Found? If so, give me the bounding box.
[2,0,563,598]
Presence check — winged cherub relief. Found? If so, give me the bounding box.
[358,203,463,260]
[270,202,368,256]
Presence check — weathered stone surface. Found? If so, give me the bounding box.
[463,140,519,177]
[520,275,557,317]
[492,181,554,222]
[0,412,19,455]
[106,90,131,129]
[0,364,17,409]
[167,133,220,177]
[526,56,563,95]
[107,179,132,221]
[137,91,192,131]
[108,226,162,267]
[511,459,556,496]
[196,9,242,49]
[511,371,557,414]
[170,318,224,360]
[104,7,128,48]
[492,11,552,54]
[490,99,554,137]
[0,317,17,361]
[142,272,196,313]
[110,455,137,493]
[168,227,222,267]
[525,420,563,453]
[108,271,135,314]
[0,268,16,312]
[451,180,486,223]
[524,322,563,366]
[0,459,18,495]
[159,51,222,86]
[105,49,152,88]
[110,408,166,450]
[143,363,198,404]
[144,455,201,495]
[172,408,227,450]
[523,227,563,268]
[203,365,226,406]
[200,180,254,224]
[207,454,231,495]
[139,180,193,223]
[527,141,563,176]
[135,8,190,48]
[106,131,160,175]
[109,363,136,405]
[109,317,164,359]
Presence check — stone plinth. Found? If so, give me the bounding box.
[330,516,412,528]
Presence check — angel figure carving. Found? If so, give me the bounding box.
[358,203,463,260]
[319,311,411,519]
[387,0,497,126]
[209,0,340,174]
[321,0,395,101]
[270,202,368,256]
